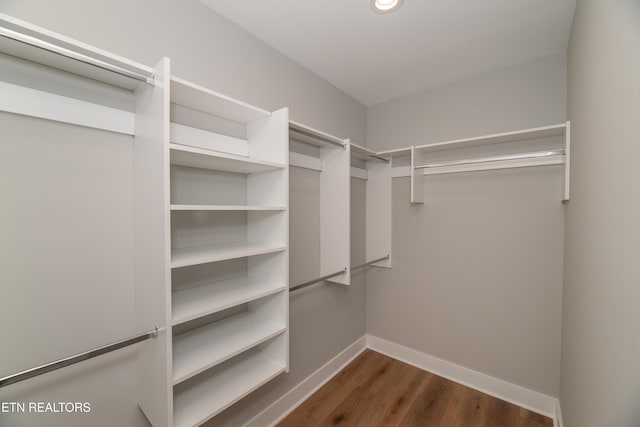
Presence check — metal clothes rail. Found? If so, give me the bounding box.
[414,149,565,170]
[0,328,158,388]
[350,255,390,271]
[290,254,390,293]
[288,124,346,149]
[0,26,155,84]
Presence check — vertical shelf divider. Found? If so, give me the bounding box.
[134,57,173,427]
[320,139,351,285]
[365,159,392,268]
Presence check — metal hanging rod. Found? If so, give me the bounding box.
[289,126,346,149]
[0,327,158,388]
[290,268,347,293]
[365,153,390,163]
[414,149,565,170]
[290,254,390,293]
[0,26,155,85]
[351,255,390,271]
[350,144,390,163]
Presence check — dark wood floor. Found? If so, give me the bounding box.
[278,350,553,427]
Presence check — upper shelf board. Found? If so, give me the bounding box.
[376,123,567,159]
[171,77,270,125]
[170,143,286,174]
[0,13,153,91]
[289,120,346,148]
[415,123,567,153]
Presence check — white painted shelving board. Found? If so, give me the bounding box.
[171,77,269,125]
[172,311,286,384]
[415,123,567,153]
[173,350,286,427]
[171,241,286,268]
[170,143,286,174]
[170,205,285,211]
[170,122,249,157]
[172,277,286,325]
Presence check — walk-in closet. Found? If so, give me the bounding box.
[1,2,638,427]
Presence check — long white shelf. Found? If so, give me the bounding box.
[172,311,285,384]
[415,123,567,153]
[171,77,269,125]
[171,241,286,269]
[170,143,286,174]
[173,349,286,427]
[170,123,249,157]
[170,204,285,211]
[172,277,286,325]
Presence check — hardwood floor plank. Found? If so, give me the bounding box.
[277,350,554,427]
[400,374,456,426]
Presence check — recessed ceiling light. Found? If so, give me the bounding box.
[371,0,404,14]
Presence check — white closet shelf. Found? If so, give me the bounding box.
[172,311,286,384]
[170,123,249,158]
[415,123,567,153]
[170,205,286,211]
[171,77,269,125]
[171,241,286,269]
[173,349,286,427]
[170,143,286,174]
[172,277,286,326]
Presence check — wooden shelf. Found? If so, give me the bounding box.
[170,205,285,211]
[172,277,286,325]
[173,349,286,427]
[170,143,286,174]
[173,311,286,384]
[171,77,269,124]
[171,241,285,269]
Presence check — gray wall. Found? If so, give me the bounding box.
[366,54,567,397]
[0,1,367,426]
[561,1,640,426]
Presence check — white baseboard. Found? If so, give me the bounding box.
[366,335,559,421]
[244,336,367,427]
[555,399,564,427]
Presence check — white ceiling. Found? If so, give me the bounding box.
[201,0,576,107]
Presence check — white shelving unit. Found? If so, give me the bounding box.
[167,77,289,427]
[379,123,571,204]
[173,348,286,427]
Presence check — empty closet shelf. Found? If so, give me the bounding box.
[171,242,286,268]
[173,348,286,427]
[170,143,286,174]
[172,278,286,325]
[171,76,270,125]
[172,311,285,385]
[170,204,285,211]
